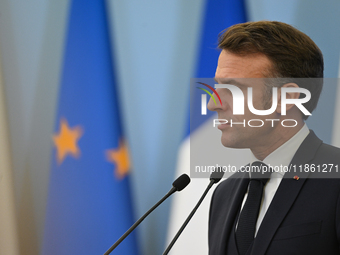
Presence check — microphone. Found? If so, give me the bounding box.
[103,174,190,255]
[162,169,224,255]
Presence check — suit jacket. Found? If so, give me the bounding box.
[209,130,340,255]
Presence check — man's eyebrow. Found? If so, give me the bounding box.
[214,78,246,87]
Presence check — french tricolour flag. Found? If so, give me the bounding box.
[166,0,248,254]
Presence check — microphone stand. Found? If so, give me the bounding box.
[162,180,214,255]
[162,170,224,255]
[103,174,190,255]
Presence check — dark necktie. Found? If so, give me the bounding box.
[235,161,272,255]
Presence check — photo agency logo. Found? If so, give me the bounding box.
[196,79,312,128]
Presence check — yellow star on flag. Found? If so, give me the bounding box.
[53,118,83,165]
[106,139,131,180]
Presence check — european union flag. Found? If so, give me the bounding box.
[42,1,139,254]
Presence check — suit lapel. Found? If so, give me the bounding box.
[250,130,322,255]
[219,171,249,254]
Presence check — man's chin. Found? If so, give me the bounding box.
[221,138,247,149]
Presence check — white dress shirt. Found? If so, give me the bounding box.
[239,124,310,236]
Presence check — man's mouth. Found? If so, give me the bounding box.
[215,118,232,129]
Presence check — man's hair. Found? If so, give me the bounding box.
[218,21,324,119]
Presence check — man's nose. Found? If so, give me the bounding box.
[207,92,222,112]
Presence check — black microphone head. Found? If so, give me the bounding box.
[210,167,224,184]
[172,174,190,191]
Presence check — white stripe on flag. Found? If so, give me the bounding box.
[166,115,249,254]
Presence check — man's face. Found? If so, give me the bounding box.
[208,50,280,151]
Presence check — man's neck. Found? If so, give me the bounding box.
[251,121,305,161]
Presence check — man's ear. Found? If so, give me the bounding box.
[276,83,300,114]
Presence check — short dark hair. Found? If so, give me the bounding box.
[218,21,323,119]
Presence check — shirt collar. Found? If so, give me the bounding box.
[250,124,310,177]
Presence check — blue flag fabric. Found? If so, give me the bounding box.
[189,0,247,135]
[42,1,139,254]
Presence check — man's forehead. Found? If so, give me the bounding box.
[215,50,273,79]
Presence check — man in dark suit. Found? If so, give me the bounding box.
[207,21,340,254]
